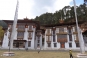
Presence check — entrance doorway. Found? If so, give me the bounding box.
[60,43,65,48]
[13,40,26,48]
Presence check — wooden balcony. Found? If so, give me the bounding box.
[73,32,78,34]
[28,37,32,40]
[57,38,67,42]
[17,38,23,40]
[56,32,67,35]
[46,40,51,43]
[75,39,79,42]
[28,30,33,32]
[17,29,25,32]
[17,36,24,40]
[36,34,41,36]
[46,33,52,36]
[14,40,26,42]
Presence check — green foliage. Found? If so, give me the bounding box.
[34,3,87,25]
[0,20,8,29]
[0,26,4,40]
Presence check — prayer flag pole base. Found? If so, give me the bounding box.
[74,53,87,58]
[2,52,15,56]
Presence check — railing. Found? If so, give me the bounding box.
[73,31,78,34]
[28,37,32,40]
[46,36,51,42]
[56,32,67,35]
[28,29,33,32]
[46,40,51,43]
[17,36,24,40]
[57,38,67,42]
[17,28,25,32]
[46,33,52,36]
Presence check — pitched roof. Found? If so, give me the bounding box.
[42,21,84,27]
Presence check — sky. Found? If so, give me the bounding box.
[0,0,84,20]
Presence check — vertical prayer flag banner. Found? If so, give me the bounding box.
[10,0,19,48]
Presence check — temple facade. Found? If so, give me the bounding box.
[1,18,87,50]
[43,22,87,50]
[2,18,42,49]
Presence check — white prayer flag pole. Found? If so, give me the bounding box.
[73,0,85,53]
[10,0,19,49]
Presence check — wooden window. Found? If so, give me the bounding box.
[69,43,72,47]
[69,34,72,41]
[54,43,57,47]
[64,27,67,32]
[53,30,55,42]
[13,42,16,48]
[46,36,51,41]
[29,25,32,30]
[68,28,72,34]
[57,34,67,39]
[18,25,25,30]
[48,43,51,47]
[29,32,32,38]
[75,27,77,32]
[19,42,23,46]
[28,41,31,47]
[17,32,24,37]
[76,42,79,47]
[47,29,50,33]
[74,35,76,40]
[37,32,41,35]
[59,27,64,33]
[73,27,75,32]
[38,40,40,43]
[16,42,19,48]
[37,36,40,40]
[56,28,59,33]
[37,44,40,46]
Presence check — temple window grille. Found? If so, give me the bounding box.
[68,28,72,34]
[18,25,25,30]
[53,30,55,42]
[28,41,31,47]
[76,42,79,47]
[29,25,32,30]
[59,27,64,33]
[48,43,51,47]
[57,34,67,39]
[54,43,57,47]
[69,34,72,41]
[17,32,24,37]
[47,29,50,34]
[69,43,72,47]
[28,32,32,38]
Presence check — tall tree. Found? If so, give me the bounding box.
[0,26,4,46]
[84,0,87,4]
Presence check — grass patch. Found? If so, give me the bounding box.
[0,50,85,58]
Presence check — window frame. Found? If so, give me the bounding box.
[28,41,31,47]
[54,43,57,47]
[69,43,72,47]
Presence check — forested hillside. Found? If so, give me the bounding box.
[34,2,87,25]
